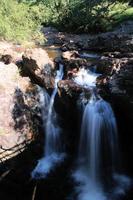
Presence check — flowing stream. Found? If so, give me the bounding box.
[31,47,131,198]
[32,64,65,179]
[73,67,131,200]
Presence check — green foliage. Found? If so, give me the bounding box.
[112,7,133,24]
[42,0,132,33]
[0,0,132,43]
[27,0,132,33]
[0,0,43,43]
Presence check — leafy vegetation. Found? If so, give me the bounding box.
[38,0,132,33]
[24,0,133,33]
[0,0,132,43]
[0,0,43,43]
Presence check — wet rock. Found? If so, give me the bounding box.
[109,62,133,97]
[58,80,91,98]
[114,20,133,34]
[63,58,93,77]
[61,45,68,52]
[107,60,133,167]
[54,57,63,65]
[96,75,108,85]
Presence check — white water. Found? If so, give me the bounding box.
[74,68,99,88]
[79,99,119,179]
[73,68,131,200]
[32,64,65,179]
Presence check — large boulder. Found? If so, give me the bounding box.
[108,58,133,171]
[17,48,55,89]
[0,42,24,64]
[58,79,91,98]
[0,61,41,161]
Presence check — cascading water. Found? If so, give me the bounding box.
[79,98,119,180]
[73,68,131,200]
[32,64,65,179]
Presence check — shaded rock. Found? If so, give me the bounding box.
[106,60,133,168]
[114,20,133,34]
[61,45,68,52]
[42,27,64,46]
[54,57,63,65]
[17,48,55,89]
[96,57,121,75]
[0,62,41,160]
[0,54,13,65]
[0,42,25,63]
[61,42,78,51]
[63,58,93,78]
[87,33,133,52]
[58,80,91,98]
[103,52,133,59]
[109,62,133,97]
[22,48,54,73]
[58,21,133,52]
[96,75,108,85]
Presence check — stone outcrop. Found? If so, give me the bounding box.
[58,80,91,98]
[0,62,41,155]
[106,57,133,169]
[87,33,133,52]
[0,46,48,160]
[61,32,133,52]
[55,21,133,52]
[0,42,25,63]
[17,48,55,89]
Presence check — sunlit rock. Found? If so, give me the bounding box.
[17,48,55,89]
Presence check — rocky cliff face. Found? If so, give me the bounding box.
[108,58,133,172]
[0,59,41,158]
[0,45,54,161]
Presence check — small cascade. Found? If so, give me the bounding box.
[73,68,99,88]
[73,68,131,200]
[78,98,119,181]
[32,64,65,179]
[45,63,64,156]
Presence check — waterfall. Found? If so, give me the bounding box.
[78,99,119,181]
[45,63,64,156]
[73,68,131,200]
[32,64,65,179]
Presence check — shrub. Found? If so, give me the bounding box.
[33,0,131,33]
[0,0,43,43]
[0,0,132,43]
